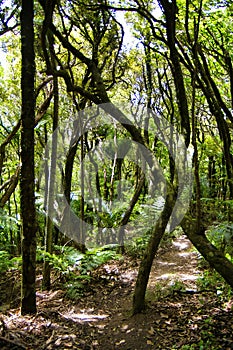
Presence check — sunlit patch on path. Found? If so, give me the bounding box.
[62,309,109,322]
[148,235,200,290]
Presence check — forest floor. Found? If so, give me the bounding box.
[1,235,233,349]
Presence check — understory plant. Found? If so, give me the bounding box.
[37,244,120,299]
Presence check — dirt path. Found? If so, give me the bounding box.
[1,236,233,349]
[149,235,200,291]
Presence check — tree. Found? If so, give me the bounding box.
[20,0,37,315]
[1,0,233,317]
[97,0,233,312]
[40,0,59,290]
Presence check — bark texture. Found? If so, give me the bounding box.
[20,0,37,315]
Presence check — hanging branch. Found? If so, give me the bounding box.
[0,166,20,209]
[0,87,54,204]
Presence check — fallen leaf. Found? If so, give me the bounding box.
[121,324,129,331]
[147,340,154,345]
[148,327,155,335]
[116,339,126,345]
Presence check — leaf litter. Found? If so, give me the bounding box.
[0,236,233,349]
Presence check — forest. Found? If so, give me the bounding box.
[0,0,233,348]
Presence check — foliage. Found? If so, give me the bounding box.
[175,340,222,350]
[197,222,233,300]
[37,245,120,278]
[146,279,187,303]
[0,251,12,273]
[1,0,233,320]
[125,233,150,258]
[206,222,233,257]
[78,248,120,275]
[0,250,21,273]
[36,244,120,299]
[125,228,176,258]
[65,279,90,300]
[197,269,233,302]
[0,209,20,252]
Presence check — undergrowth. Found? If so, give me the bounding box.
[0,250,21,273]
[37,245,121,300]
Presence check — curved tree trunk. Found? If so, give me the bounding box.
[133,190,176,314]
[182,215,233,288]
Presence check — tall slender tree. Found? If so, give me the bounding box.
[20,0,37,315]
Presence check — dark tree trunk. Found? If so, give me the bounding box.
[181,215,233,288]
[133,190,176,314]
[20,0,37,315]
[158,0,190,147]
[118,174,145,253]
[63,140,79,204]
[0,166,20,208]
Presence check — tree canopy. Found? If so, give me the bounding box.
[0,0,233,330]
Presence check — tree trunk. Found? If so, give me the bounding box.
[63,140,79,204]
[159,0,190,147]
[0,167,20,209]
[118,174,145,253]
[181,215,233,288]
[133,190,176,314]
[20,0,37,315]
[42,48,59,290]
